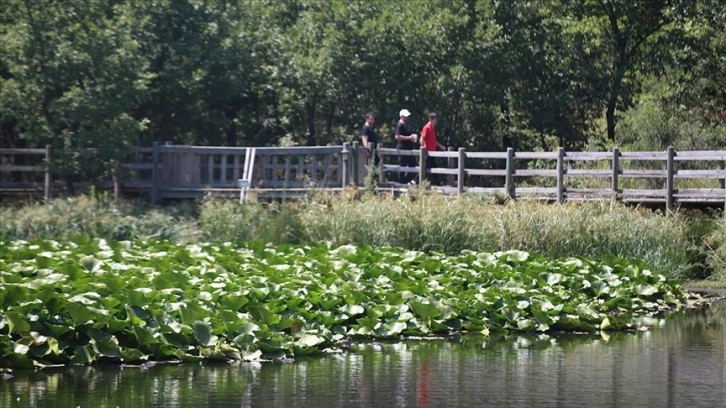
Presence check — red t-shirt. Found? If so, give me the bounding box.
[420,122,437,152]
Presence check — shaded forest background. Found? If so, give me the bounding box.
[1,0,724,162]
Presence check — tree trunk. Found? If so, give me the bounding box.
[606,65,627,141]
[305,93,317,146]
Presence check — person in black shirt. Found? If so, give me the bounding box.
[395,109,417,183]
[361,112,380,166]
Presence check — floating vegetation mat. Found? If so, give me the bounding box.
[0,239,688,367]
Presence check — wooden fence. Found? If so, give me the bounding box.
[1,144,724,209]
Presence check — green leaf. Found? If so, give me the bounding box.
[192,321,216,346]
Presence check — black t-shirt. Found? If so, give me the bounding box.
[361,124,378,146]
[395,121,415,150]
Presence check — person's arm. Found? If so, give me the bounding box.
[395,123,415,142]
[436,141,446,151]
[420,126,430,148]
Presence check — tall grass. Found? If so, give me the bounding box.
[0,195,199,243]
[1,193,721,279]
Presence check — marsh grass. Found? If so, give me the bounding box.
[1,192,721,278]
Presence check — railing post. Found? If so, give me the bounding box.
[377,144,385,184]
[341,142,350,186]
[556,147,565,204]
[352,141,360,186]
[112,160,121,200]
[447,146,455,186]
[720,159,725,217]
[44,144,52,203]
[419,147,427,186]
[151,141,160,204]
[666,146,675,212]
[506,147,515,199]
[457,148,466,195]
[611,146,620,200]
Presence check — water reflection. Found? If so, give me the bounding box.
[2,303,724,408]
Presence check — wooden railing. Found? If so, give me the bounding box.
[1,144,724,209]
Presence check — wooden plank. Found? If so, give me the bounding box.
[565,169,614,177]
[674,188,726,195]
[429,168,459,175]
[465,152,507,159]
[0,164,44,172]
[620,170,667,178]
[515,169,558,177]
[428,151,460,158]
[219,154,227,184]
[514,152,559,160]
[466,187,508,194]
[457,148,465,195]
[377,148,420,157]
[380,165,419,174]
[557,147,564,203]
[284,156,291,187]
[233,154,240,182]
[0,148,47,155]
[255,146,342,155]
[675,170,726,178]
[207,155,214,184]
[619,152,667,160]
[120,163,155,171]
[466,169,507,176]
[620,189,667,197]
[566,188,617,195]
[564,152,612,160]
[311,154,318,183]
[672,151,726,160]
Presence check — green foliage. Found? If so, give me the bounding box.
[0,239,688,367]
[1,195,717,279]
[2,0,722,153]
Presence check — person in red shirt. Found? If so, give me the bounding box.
[420,112,445,183]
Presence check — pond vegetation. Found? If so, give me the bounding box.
[1,238,689,368]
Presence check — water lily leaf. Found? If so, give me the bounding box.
[92,339,122,358]
[65,303,96,325]
[636,285,659,297]
[80,256,103,272]
[409,301,441,320]
[192,321,216,346]
[71,345,95,364]
[297,334,325,347]
[339,304,364,316]
[242,349,263,361]
[5,312,30,334]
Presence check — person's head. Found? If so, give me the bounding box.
[428,112,438,125]
[399,109,411,123]
[365,112,375,125]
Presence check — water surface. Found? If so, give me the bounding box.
[2,302,724,408]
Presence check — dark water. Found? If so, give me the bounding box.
[2,302,725,408]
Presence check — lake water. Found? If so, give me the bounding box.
[2,302,724,408]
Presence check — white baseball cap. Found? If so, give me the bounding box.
[399,109,411,117]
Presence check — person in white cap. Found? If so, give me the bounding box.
[394,109,417,183]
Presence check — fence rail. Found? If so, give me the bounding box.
[1,144,724,209]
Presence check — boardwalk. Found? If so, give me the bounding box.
[1,144,724,210]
